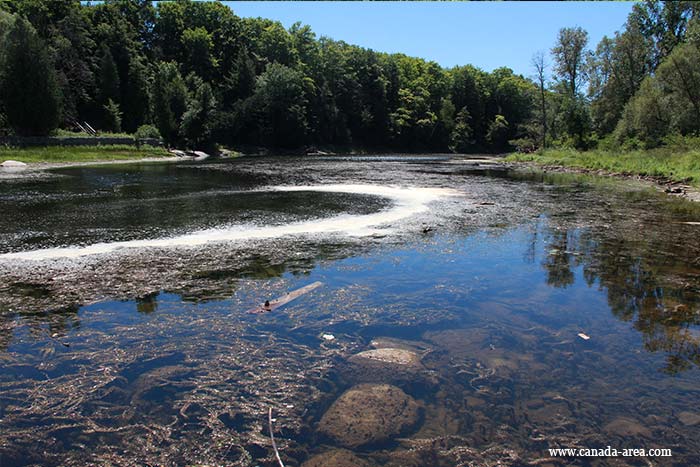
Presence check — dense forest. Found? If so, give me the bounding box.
[0,0,698,153]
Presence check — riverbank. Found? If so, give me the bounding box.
[507,147,700,201]
[0,144,170,164]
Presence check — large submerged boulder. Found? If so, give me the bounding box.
[341,338,436,392]
[318,383,421,448]
[301,449,373,467]
[348,348,422,368]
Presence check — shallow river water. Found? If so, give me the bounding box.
[1,155,700,466]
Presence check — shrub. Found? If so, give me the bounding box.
[135,124,162,140]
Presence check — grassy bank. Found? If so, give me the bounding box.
[0,145,170,164]
[507,148,700,185]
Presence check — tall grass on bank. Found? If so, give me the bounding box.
[507,147,700,185]
[0,145,170,163]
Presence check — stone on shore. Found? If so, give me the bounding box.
[1,160,28,168]
[318,384,420,448]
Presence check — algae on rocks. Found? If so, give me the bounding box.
[318,383,421,449]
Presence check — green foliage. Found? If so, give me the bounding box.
[0,144,169,163]
[181,26,217,80]
[152,61,187,145]
[507,145,700,186]
[4,0,696,154]
[587,21,652,134]
[615,34,700,148]
[253,63,308,148]
[181,75,216,150]
[98,44,120,105]
[551,26,589,97]
[221,47,256,109]
[449,107,474,153]
[0,16,60,136]
[102,98,122,133]
[486,114,510,151]
[134,124,161,140]
[121,54,150,133]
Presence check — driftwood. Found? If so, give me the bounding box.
[247,282,323,314]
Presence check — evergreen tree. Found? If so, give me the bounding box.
[181,77,217,149]
[121,54,150,132]
[102,98,122,133]
[152,61,187,145]
[98,44,120,105]
[0,16,61,135]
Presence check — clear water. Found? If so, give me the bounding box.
[0,156,699,466]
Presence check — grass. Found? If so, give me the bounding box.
[52,129,137,139]
[506,147,700,186]
[0,145,170,164]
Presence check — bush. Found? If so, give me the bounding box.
[135,124,162,140]
[661,133,700,151]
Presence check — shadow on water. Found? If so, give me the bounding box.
[1,156,700,466]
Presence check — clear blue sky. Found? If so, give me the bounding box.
[224,1,635,77]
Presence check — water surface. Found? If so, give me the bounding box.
[0,155,699,466]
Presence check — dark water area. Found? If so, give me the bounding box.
[1,155,700,466]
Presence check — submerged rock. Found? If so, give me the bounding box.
[678,411,700,426]
[301,449,373,467]
[348,348,422,368]
[318,383,420,448]
[341,339,435,392]
[603,416,652,438]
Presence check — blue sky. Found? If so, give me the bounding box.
[224,1,635,77]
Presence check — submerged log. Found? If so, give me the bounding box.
[246,281,323,314]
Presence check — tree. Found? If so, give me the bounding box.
[551,26,589,98]
[532,51,548,148]
[588,20,653,135]
[253,63,308,148]
[486,114,510,151]
[181,76,217,149]
[102,98,122,133]
[98,44,120,105]
[0,16,60,135]
[121,53,150,132]
[221,46,256,109]
[152,61,187,145]
[658,40,700,127]
[629,0,697,70]
[615,77,669,147]
[449,107,473,153]
[181,26,217,81]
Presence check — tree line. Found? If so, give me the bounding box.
[0,0,698,153]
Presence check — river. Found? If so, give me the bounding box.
[0,155,699,466]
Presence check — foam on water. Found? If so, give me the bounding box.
[0,184,461,261]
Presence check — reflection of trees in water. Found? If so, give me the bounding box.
[0,243,337,349]
[136,293,159,314]
[542,229,575,288]
[539,221,700,374]
[0,304,80,353]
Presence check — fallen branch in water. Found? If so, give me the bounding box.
[268,407,285,467]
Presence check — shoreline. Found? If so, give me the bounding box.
[24,156,182,171]
[3,150,699,203]
[505,159,700,203]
